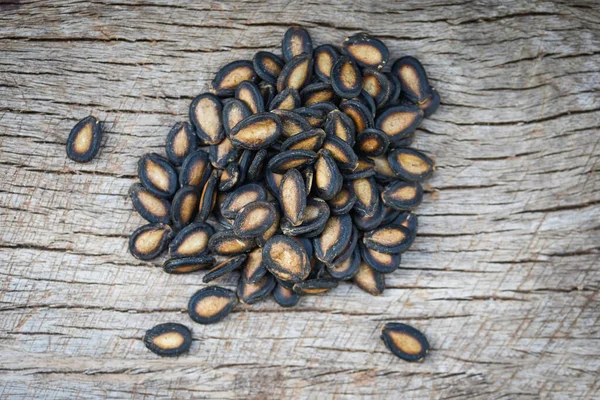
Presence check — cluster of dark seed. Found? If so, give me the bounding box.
[131,27,437,359]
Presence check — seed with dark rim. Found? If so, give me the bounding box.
[129,223,173,260]
[281,128,326,152]
[323,110,356,146]
[281,197,330,236]
[243,247,268,284]
[279,168,307,226]
[263,235,311,283]
[169,223,214,258]
[256,204,280,247]
[271,109,311,137]
[362,68,391,109]
[369,154,396,182]
[352,89,376,117]
[314,214,353,263]
[273,283,301,307]
[342,32,389,70]
[163,255,216,274]
[144,323,191,357]
[340,100,374,132]
[352,177,380,217]
[328,184,357,215]
[253,51,285,85]
[129,183,171,224]
[418,87,440,117]
[392,56,431,103]
[363,224,413,254]
[360,241,402,273]
[210,136,240,169]
[220,183,268,219]
[382,181,423,210]
[189,93,224,145]
[265,168,284,197]
[313,44,339,83]
[237,273,276,304]
[392,211,419,238]
[246,149,268,182]
[179,150,212,188]
[222,99,251,136]
[277,53,314,92]
[188,286,237,324]
[269,88,302,111]
[267,149,318,173]
[233,201,276,238]
[66,115,102,163]
[229,112,282,150]
[380,322,429,362]
[166,122,197,166]
[300,82,337,106]
[293,278,338,294]
[282,26,313,62]
[202,254,247,283]
[352,199,385,232]
[235,81,265,114]
[354,261,385,296]
[138,153,178,198]
[294,107,325,128]
[331,56,362,99]
[196,170,218,222]
[355,128,390,157]
[388,147,435,182]
[321,135,359,171]
[212,60,256,97]
[327,247,360,280]
[219,162,240,192]
[170,185,200,230]
[315,150,343,200]
[375,105,423,144]
[208,229,256,256]
[343,157,376,180]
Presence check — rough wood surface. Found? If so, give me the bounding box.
[1,0,599,398]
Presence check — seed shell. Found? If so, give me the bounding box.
[280,128,326,152]
[256,204,281,247]
[129,183,171,224]
[202,254,247,283]
[363,224,413,254]
[293,278,338,294]
[129,223,174,260]
[235,81,265,114]
[253,51,285,85]
[369,154,396,182]
[170,185,200,230]
[294,107,326,128]
[314,214,353,263]
[331,55,362,99]
[163,255,216,274]
[188,286,237,324]
[233,201,277,238]
[144,323,191,357]
[354,261,385,296]
[190,93,224,145]
[342,32,389,70]
[279,168,307,226]
[263,235,311,283]
[229,112,282,150]
[300,82,337,106]
[315,149,343,200]
[267,150,318,173]
[208,229,256,256]
[166,122,197,166]
[179,150,212,188]
[169,223,214,258]
[220,183,268,219]
[212,60,256,97]
[273,283,301,307]
[237,273,276,304]
[209,136,240,169]
[380,322,429,362]
[339,99,374,132]
[352,89,377,117]
[375,105,423,144]
[243,248,268,284]
[352,200,385,232]
[328,184,357,215]
[392,56,431,103]
[360,241,401,273]
[382,181,423,210]
[303,166,314,193]
[271,108,311,137]
[388,147,435,182]
[281,197,330,236]
[138,153,178,198]
[321,135,359,170]
[323,110,356,146]
[222,99,252,135]
[343,157,376,180]
[352,177,380,217]
[362,68,391,109]
[277,53,314,92]
[269,88,302,111]
[355,128,390,157]
[313,44,340,83]
[259,81,276,107]
[327,247,360,280]
[66,115,102,163]
[282,26,313,62]
[197,170,219,222]
[219,162,241,192]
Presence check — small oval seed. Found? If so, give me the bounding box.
[235,81,265,114]
[269,88,302,111]
[331,55,362,99]
[212,60,256,97]
[229,112,282,150]
[363,224,413,254]
[321,135,359,170]
[281,197,330,236]
[166,122,197,166]
[382,181,423,210]
[220,183,268,219]
[163,255,216,274]
[263,235,311,283]
[362,68,391,109]
[208,229,256,256]
[209,136,240,169]
[197,170,219,222]
[237,273,276,304]
[279,168,307,226]
[392,56,431,103]
[387,147,435,182]
[233,201,276,238]
[313,44,340,83]
[190,93,224,144]
[273,283,301,307]
[327,247,360,280]
[352,200,385,232]
[219,162,241,192]
[188,286,237,324]
[202,254,247,283]
[179,150,212,188]
[314,214,353,263]
[253,51,285,85]
[243,247,268,284]
[339,99,374,132]
[343,157,376,180]
[300,82,337,106]
[328,184,357,215]
[267,150,318,174]
[170,186,200,230]
[282,26,313,62]
[144,323,191,357]
[342,32,389,70]
[277,53,314,93]
[271,109,311,137]
[352,177,380,217]
[129,183,171,224]
[360,241,401,273]
[66,115,102,163]
[138,153,178,198]
[380,322,429,362]
[315,149,343,200]
[169,223,214,258]
[375,105,423,144]
[129,223,174,260]
[418,87,440,117]
[323,110,356,146]
[354,261,385,296]
[280,128,326,152]
[355,128,390,157]
[222,99,252,135]
[293,278,339,294]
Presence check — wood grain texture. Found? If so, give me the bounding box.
[1,0,599,398]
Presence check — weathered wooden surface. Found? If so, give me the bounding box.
[1,0,599,398]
